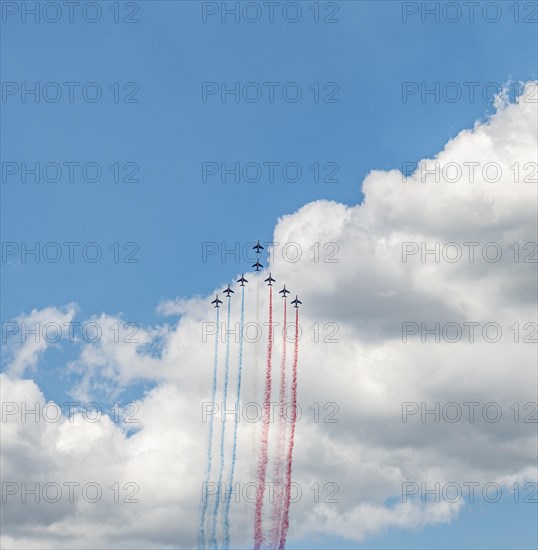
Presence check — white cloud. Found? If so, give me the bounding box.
[3,304,76,378]
[1,83,537,548]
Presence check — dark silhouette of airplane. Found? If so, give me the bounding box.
[253,240,264,254]
[252,259,263,271]
[291,295,302,308]
[279,285,290,297]
[264,273,276,286]
[237,274,248,286]
[212,295,223,308]
[223,285,234,298]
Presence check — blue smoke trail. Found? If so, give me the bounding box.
[223,286,245,549]
[199,306,220,549]
[209,296,232,549]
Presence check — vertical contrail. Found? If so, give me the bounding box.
[254,285,273,550]
[199,306,220,549]
[223,286,245,550]
[250,277,260,476]
[210,297,232,549]
[249,277,261,544]
[269,298,288,548]
[279,307,300,550]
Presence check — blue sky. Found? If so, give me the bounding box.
[1,1,537,548]
[3,1,536,322]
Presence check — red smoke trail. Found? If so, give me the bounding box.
[250,279,261,481]
[268,298,288,548]
[279,307,299,550]
[254,285,273,550]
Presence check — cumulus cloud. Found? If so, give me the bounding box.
[1,83,537,548]
[2,304,76,378]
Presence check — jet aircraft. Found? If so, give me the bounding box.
[279,285,290,297]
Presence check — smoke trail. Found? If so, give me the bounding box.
[209,297,232,549]
[268,298,288,548]
[223,286,246,549]
[199,306,220,550]
[254,285,273,550]
[250,278,260,478]
[279,307,300,550]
